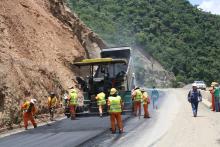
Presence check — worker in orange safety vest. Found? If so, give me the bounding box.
[21,99,37,130]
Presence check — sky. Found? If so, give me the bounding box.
[189,0,220,15]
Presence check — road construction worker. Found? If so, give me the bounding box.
[209,83,216,111]
[151,86,159,109]
[96,88,106,117]
[108,88,123,134]
[62,91,69,107]
[62,91,70,118]
[48,92,58,121]
[214,83,220,112]
[132,87,142,116]
[21,99,37,130]
[187,83,202,117]
[141,88,150,118]
[69,88,78,120]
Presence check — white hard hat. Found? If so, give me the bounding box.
[192,83,197,87]
[30,99,37,104]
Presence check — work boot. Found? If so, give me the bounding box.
[119,129,123,134]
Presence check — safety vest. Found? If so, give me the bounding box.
[69,92,78,105]
[109,96,122,113]
[48,97,57,107]
[142,92,149,104]
[21,101,30,112]
[97,92,106,106]
[21,101,35,114]
[134,89,142,101]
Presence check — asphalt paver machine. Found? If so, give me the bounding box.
[74,47,135,116]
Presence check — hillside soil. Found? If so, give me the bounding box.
[0,0,105,128]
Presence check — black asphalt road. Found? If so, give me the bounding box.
[79,90,174,147]
[0,116,129,147]
[0,89,164,147]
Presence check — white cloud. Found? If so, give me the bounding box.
[199,0,220,15]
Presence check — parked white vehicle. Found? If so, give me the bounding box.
[193,81,206,90]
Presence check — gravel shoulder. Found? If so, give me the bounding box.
[155,89,220,147]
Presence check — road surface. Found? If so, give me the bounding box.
[0,89,220,147]
[79,89,220,147]
[0,115,129,147]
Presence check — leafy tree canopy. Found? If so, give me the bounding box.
[68,0,220,85]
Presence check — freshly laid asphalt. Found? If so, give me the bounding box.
[0,115,130,147]
[0,89,163,147]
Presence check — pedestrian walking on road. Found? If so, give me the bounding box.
[69,88,78,120]
[151,86,159,109]
[214,83,220,112]
[108,88,123,134]
[132,87,142,117]
[96,88,106,117]
[141,88,150,118]
[21,99,37,130]
[48,92,58,121]
[187,83,202,117]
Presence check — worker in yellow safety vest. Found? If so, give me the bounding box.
[21,99,37,130]
[96,89,106,117]
[107,88,123,134]
[48,92,58,121]
[141,88,150,118]
[69,88,78,120]
[132,87,143,116]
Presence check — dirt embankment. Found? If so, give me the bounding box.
[0,0,106,127]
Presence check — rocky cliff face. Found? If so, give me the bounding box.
[0,0,106,127]
[133,48,175,88]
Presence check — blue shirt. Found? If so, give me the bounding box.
[151,89,159,100]
[188,90,202,102]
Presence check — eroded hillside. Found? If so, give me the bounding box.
[0,0,105,126]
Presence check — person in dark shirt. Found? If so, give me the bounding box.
[187,83,202,117]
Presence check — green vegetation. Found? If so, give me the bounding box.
[68,0,220,85]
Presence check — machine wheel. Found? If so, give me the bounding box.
[66,114,70,118]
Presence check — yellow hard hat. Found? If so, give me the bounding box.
[110,88,117,95]
[70,89,77,93]
[211,82,218,86]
